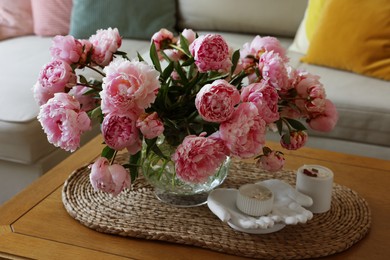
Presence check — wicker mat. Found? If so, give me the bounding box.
[62,155,371,259]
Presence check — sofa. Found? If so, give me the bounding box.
[1,0,389,205]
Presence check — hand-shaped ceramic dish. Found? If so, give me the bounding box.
[207,179,314,234]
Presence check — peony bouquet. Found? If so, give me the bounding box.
[33,27,338,196]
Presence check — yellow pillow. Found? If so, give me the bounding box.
[301,0,390,81]
[288,0,326,54]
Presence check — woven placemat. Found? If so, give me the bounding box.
[62,155,371,259]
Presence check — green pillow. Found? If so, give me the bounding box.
[69,0,176,40]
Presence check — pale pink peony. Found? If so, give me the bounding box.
[152,28,175,51]
[180,28,196,45]
[68,85,98,112]
[280,131,308,150]
[37,93,91,152]
[101,58,160,114]
[89,27,122,66]
[259,51,289,89]
[172,133,229,183]
[240,36,288,70]
[102,113,141,154]
[190,34,232,73]
[89,157,130,196]
[33,59,77,105]
[136,112,165,139]
[50,35,83,64]
[308,99,338,132]
[240,81,280,124]
[219,102,266,158]
[257,150,285,172]
[195,79,240,123]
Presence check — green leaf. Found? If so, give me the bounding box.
[179,34,191,56]
[90,106,102,120]
[161,61,174,82]
[79,74,88,84]
[182,57,195,67]
[137,52,145,62]
[145,138,168,160]
[128,150,141,182]
[275,118,283,136]
[285,118,307,131]
[282,132,291,144]
[173,61,188,84]
[149,42,162,73]
[101,145,115,160]
[230,49,240,75]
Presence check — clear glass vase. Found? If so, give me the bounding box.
[141,137,230,207]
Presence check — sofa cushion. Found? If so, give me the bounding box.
[177,0,308,37]
[301,0,390,81]
[0,0,34,40]
[293,51,390,148]
[288,0,326,54]
[31,0,73,36]
[69,0,177,40]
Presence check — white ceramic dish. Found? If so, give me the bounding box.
[207,179,314,234]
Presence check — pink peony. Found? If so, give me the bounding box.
[240,81,280,124]
[50,35,83,64]
[256,150,285,172]
[101,58,161,114]
[33,59,77,105]
[219,102,266,158]
[68,85,98,112]
[37,93,91,152]
[240,36,288,70]
[102,113,141,154]
[89,157,130,196]
[152,28,175,51]
[195,79,240,123]
[280,131,308,150]
[259,51,289,89]
[308,99,338,132]
[180,28,196,45]
[78,39,93,66]
[136,112,165,139]
[190,34,232,73]
[172,133,229,183]
[89,27,122,66]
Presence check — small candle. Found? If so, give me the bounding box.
[236,183,274,216]
[296,165,334,213]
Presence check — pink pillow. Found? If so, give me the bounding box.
[0,0,34,40]
[31,0,73,36]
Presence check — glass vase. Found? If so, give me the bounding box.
[141,137,230,207]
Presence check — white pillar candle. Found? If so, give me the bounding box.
[296,165,334,214]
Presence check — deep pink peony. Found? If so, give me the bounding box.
[190,34,232,73]
[280,131,308,150]
[136,112,165,139]
[50,35,83,64]
[89,27,122,66]
[195,79,240,123]
[37,93,91,152]
[259,51,289,89]
[89,157,130,196]
[240,81,280,124]
[68,85,98,112]
[308,99,338,132]
[102,113,141,154]
[172,133,229,183]
[219,102,266,158]
[256,150,285,172]
[33,59,77,105]
[101,58,161,114]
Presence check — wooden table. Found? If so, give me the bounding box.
[1,135,389,260]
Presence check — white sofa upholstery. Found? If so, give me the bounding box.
[1,0,389,205]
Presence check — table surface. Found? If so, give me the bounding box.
[1,135,389,260]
